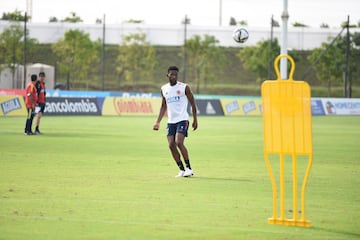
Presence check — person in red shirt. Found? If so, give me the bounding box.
[24,74,38,135]
[35,72,46,134]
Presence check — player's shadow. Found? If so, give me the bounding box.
[40,132,119,138]
[193,176,254,183]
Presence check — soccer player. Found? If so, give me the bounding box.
[153,66,198,177]
[35,71,46,134]
[24,74,38,135]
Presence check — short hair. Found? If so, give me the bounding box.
[39,72,45,77]
[31,74,37,81]
[167,66,179,73]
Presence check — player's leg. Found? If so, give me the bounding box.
[167,123,185,177]
[35,112,42,133]
[167,135,181,163]
[29,108,35,133]
[24,108,34,135]
[35,103,45,134]
[175,133,189,162]
[175,121,193,177]
[24,108,30,134]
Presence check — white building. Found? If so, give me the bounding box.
[1,20,358,50]
[0,63,54,89]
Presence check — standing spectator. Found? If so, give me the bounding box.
[35,72,46,134]
[24,74,38,135]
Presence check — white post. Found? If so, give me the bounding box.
[280,0,289,79]
[26,0,32,22]
[219,0,222,26]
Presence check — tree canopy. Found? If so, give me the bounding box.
[52,30,100,89]
[1,10,28,21]
[307,32,360,97]
[116,32,157,90]
[238,38,281,82]
[61,12,83,23]
[184,34,228,93]
[0,21,37,86]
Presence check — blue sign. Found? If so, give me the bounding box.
[311,99,325,115]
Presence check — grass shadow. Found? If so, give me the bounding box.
[312,226,360,239]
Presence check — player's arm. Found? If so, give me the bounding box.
[185,85,198,130]
[153,92,167,131]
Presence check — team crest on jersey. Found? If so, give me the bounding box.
[176,90,181,95]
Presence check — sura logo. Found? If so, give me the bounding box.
[166,96,180,103]
[45,99,98,113]
[242,101,256,114]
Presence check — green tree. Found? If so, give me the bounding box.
[353,32,360,46]
[181,16,191,25]
[320,23,330,28]
[238,20,248,26]
[0,23,23,70]
[126,19,143,24]
[61,12,83,23]
[1,10,28,21]
[52,30,100,89]
[184,34,228,94]
[307,33,360,97]
[49,16,58,22]
[292,22,308,27]
[350,32,360,96]
[237,38,281,82]
[341,21,358,28]
[116,32,157,90]
[229,17,237,26]
[307,39,343,96]
[0,22,38,87]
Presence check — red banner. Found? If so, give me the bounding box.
[0,88,26,96]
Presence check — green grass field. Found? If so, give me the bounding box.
[0,116,359,240]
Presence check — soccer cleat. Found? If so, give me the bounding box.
[183,168,194,177]
[35,129,41,135]
[24,131,33,136]
[175,170,185,178]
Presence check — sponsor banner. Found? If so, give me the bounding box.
[102,97,162,116]
[47,90,110,98]
[188,99,224,116]
[96,97,105,110]
[0,96,27,116]
[47,90,161,98]
[116,92,161,98]
[311,99,326,115]
[0,88,26,96]
[320,98,360,115]
[220,99,262,116]
[45,97,101,116]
